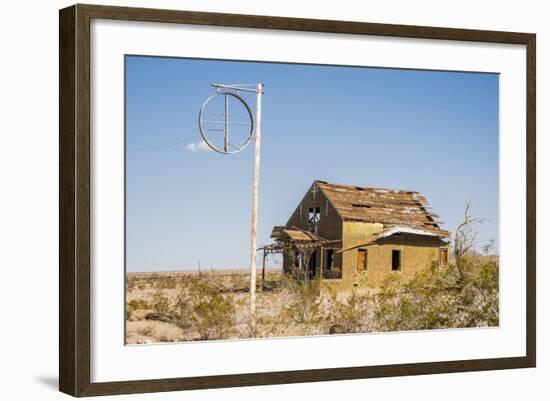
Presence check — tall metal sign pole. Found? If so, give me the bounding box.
[198,82,264,330]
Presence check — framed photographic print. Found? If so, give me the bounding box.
[59,4,536,397]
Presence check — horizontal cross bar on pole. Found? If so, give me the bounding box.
[201,120,252,126]
[212,83,263,93]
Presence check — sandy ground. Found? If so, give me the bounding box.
[125,269,296,344]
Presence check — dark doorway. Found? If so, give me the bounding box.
[307,250,317,279]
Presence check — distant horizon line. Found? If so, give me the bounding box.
[126,266,282,274]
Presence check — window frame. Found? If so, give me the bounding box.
[439,247,449,267]
[391,249,401,271]
[357,248,368,271]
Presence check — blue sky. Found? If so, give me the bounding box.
[125,56,499,272]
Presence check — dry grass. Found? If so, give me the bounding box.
[126,260,499,344]
[126,268,292,343]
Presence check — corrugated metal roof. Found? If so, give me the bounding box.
[316,180,449,237]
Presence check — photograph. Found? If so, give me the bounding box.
[124,55,500,344]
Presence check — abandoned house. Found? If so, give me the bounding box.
[266,180,450,291]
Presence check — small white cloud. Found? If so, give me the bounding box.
[185,143,198,151]
[186,140,212,152]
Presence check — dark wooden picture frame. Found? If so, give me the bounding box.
[59,3,536,397]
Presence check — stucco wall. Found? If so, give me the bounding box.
[340,222,447,291]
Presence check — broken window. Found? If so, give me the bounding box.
[439,248,449,266]
[357,249,367,271]
[308,206,321,223]
[325,249,334,271]
[391,249,401,271]
[308,206,321,234]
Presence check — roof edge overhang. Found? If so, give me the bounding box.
[337,225,449,254]
[376,225,449,239]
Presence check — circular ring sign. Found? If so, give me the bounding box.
[198,91,254,154]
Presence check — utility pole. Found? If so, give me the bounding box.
[249,83,263,330]
[198,82,264,332]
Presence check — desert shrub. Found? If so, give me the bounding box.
[127,299,149,312]
[189,280,236,340]
[126,275,139,291]
[171,277,236,340]
[151,291,171,316]
[173,289,194,329]
[453,256,499,327]
[323,290,375,334]
[374,258,499,332]
[152,274,177,289]
[126,299,149,320]
[223,273,248,291]
[278,273,322,327]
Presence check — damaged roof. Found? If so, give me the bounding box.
[271,226,324,242]
[315,180,449,237]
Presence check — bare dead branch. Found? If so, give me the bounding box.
[453,202,487,280]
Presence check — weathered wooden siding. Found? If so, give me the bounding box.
[284,182,342,275]
[285,182,342,239]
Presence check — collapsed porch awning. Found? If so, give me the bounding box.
[270,226,323,242]
[264,226,341,252]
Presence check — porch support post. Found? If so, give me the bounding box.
[261,248,266,291]
[320,246,324,279]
